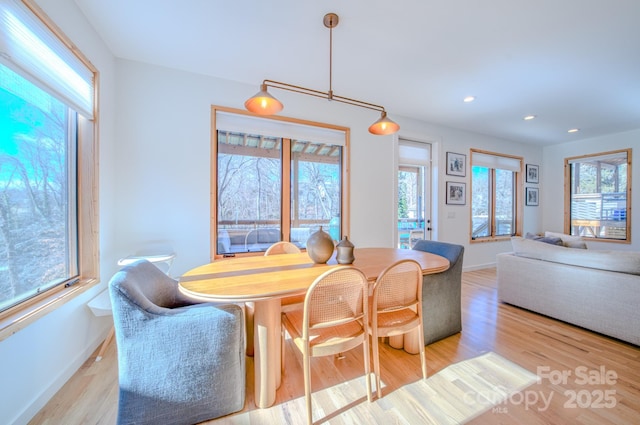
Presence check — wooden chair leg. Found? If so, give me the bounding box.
[281,322,285,371]
[303,352,313,425]
[418,325,428,379]
[372,333,382,399]
[245,302,254,356]
[363,332,372,403]
[95,326,115,362]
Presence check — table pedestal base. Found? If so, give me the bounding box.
[402,328,421,354]
[253,298,281,408]
[387,328,421,354]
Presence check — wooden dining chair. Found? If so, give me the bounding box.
[265,242,306,313]
[369,259,427,398]
[245,241,303,357]
[264,240,302,255]
[263,241,304,376]
[282,266,373,425]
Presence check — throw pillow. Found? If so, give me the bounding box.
[564,240,588,249]
[544,231,586,248]
[511,237,564,261]
[525,232,563,246]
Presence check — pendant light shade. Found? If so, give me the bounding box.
[244,13,400,135]
[244,84,284,115]
[368,112,400,135]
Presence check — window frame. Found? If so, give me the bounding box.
[470,149,523,243]
[564,148,632,243]
[0,0,99,341]
[210,106,350,260]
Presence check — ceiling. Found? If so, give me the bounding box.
[73,0,640,146]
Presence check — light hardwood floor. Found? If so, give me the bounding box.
[29,268,640,424]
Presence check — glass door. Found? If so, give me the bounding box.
[397,140,431,248]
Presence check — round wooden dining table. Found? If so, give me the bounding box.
[179,247,449,408]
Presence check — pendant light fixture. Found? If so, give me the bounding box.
[244,13,400,136]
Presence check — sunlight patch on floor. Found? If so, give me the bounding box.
[376,351,538,424]
[214,351,537,424]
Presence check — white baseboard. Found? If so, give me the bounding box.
[463,262,496,272]
[12,326,111,425]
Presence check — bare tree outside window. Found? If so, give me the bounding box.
[0,64,78,312]
[215,129,343,255]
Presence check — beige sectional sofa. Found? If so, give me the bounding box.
[497,233,640,345]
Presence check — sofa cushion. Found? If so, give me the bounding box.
[544,231,587,249]
[511,237,640,275]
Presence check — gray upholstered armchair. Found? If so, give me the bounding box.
[109,260,245,425]
[412,240,464,344]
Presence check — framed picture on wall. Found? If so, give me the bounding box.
[446,152,466,177]
[526,187,539,206]
[446,181,466,205]
[526,164,539,183]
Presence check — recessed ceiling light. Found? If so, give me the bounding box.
[523,115,536,121]
[463,96,475,103]
[568,128,580,133]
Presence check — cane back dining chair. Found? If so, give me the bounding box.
[369,259,427,398]
[282,266,373,425]
[263,241,304,376]
[267,242,306,313]
[245,241,303,358]
[264,240,302,255]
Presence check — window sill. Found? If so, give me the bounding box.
[0,278,99,342]
[574,236,631,245]
[470,236,514,244]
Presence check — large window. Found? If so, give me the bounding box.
[565,149,631,242]
[212,108,348,257]
[0,0,97,329]
[471,150,522,240]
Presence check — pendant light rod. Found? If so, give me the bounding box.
[245,12,400,135]
[260,79,387,113]
[327,12,336,98]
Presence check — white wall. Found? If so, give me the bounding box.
[113,59,545,275]
[0,1,118,424]
[542,129,640,250]
[397,118,543,269]
[112,59,415,274]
